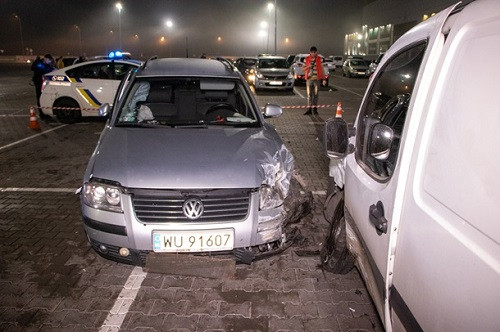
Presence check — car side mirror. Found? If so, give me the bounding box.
[369,123,394,160]
[263,104,282,118]
[98,103,110,118]
[324,118,353,158]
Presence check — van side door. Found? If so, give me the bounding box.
[343,4,458,327]
[391,2,500,330]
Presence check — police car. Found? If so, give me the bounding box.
[40,51,141,123]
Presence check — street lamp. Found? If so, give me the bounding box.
[12,14,24,55]
[115,2,123,49]
[74,25,83,55]
[258,30,267,53]
[165,20,173,57]
[268,1,277,54]
[267,3,273,54]
[260,21,269,53]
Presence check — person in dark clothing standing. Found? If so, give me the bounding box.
[303,46,327,115]
[32,53,55,118]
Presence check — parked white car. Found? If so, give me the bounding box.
[290,53,329,85]
[322,1,500,331]
[329,55,344,68]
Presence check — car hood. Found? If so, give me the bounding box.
[350,65,368,70]
[258,68,290,75]
[90,126,286,189]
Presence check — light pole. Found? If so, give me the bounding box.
[12,14,24,55]
[165,20,173,57]
[268,1,277,54]
[267,3,273,54]
[115,2,123,49]
[260,21,268,53]
[258,30,266,53]
[74,25,83,55]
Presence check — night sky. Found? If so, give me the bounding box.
[0,0,365,58]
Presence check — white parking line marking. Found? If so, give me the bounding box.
[0,114,26,117]
[293,87,306,99]
[312,190,327,196]
[99,266,147,332]
[0,124,67,152]
[332,85,364,97]
[0,187,77,193]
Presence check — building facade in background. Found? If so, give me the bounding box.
[344,0,472,58]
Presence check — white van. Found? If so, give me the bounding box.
[322,1,500,331]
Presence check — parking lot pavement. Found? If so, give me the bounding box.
[0,64,382,331]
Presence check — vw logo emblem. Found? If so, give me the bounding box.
[182,198,204,220]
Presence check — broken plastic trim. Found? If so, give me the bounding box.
[259,144,294,208]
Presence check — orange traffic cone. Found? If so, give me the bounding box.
[29,107,41,130]
[335,102,343,118]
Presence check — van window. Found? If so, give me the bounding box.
[355,42,427,180]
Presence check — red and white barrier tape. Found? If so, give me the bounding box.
[30,105,95,111]
[30,104,340,111]
[280,104,337,109]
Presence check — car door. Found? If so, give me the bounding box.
[67,61,115,110]
[391,2,500,330]
[343,4,457,327]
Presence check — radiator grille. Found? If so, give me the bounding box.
[129,188,252,223]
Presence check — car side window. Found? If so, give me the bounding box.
[114,64,135,81]
[355,42,427,181]
[67,62,110,79]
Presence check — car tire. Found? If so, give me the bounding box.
[54,98,81,124]
[320,190,355,274]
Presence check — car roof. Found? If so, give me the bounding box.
[46,59,142,75]
[137,58,240,78]
[258,56,286,59]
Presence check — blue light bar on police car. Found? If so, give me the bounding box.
[108,51,124,59]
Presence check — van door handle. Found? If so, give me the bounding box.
[369,201,388,235]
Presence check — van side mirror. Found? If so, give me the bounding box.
[263,104,282,118]
[369,123,393,160]
[99,103,111,118]
[324,118,353,158]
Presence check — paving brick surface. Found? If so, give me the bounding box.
[0,65,383,331]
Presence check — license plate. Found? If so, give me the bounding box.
[358,71,366,74]
[269,81,283,85]
[153,229,234,252]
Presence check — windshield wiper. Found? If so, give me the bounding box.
[115,122,160,128]
[172,123,208,128]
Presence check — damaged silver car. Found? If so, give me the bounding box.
[80,58,295,265]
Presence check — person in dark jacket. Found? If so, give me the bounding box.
[32,53,55,119]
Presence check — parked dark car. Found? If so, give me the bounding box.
[234,57,258,84]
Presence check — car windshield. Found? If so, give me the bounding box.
[115,77,260,127]
[242,59,256,66]
[351,60,366,66]
[259,58,288,69]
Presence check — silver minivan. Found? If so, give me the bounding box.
[80,58,294,265]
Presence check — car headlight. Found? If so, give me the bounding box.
[256,72,263,79]
[83,180,123,213]
[259,185,282,210]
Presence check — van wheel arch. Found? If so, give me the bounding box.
[320,185,355,274]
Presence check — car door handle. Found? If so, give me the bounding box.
[369,201,388,235]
